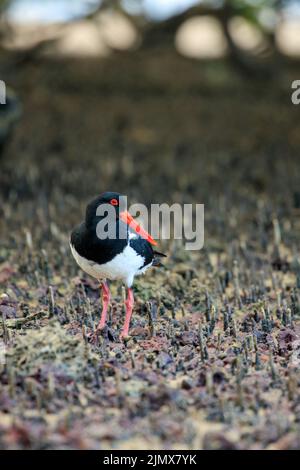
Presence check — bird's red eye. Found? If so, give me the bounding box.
[110,198,118,206]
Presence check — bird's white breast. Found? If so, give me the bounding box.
[70,243,152,287]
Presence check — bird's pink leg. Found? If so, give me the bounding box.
[96,281,111,331]
[120,288,134,339]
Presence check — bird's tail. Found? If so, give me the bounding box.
[152,250,167,267]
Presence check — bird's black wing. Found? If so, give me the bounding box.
[70,221,128,265]
[129,235,167,268]
[129,235,155,268]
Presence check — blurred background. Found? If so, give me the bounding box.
[1,0,300,450]
[1,0,300,254]
[0,0,300,239]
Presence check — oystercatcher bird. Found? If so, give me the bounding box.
[70,192,165,339]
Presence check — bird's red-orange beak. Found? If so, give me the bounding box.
[120,211,157,246]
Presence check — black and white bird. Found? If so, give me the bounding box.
[70,192,166,339]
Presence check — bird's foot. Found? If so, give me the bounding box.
[119,331,131,342]
[90,325,117,343]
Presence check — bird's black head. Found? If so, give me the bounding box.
[84,191,157,246]
[85,192,124,228]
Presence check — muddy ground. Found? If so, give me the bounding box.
[1,49,300,449]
